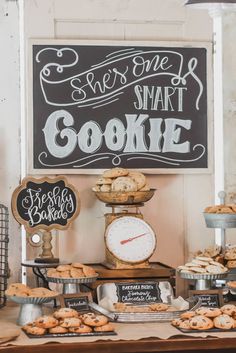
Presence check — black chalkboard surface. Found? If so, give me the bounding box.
[189,290,224,308]
[11,176,80,233]
[116,282,161,304]
[31,41,210,172]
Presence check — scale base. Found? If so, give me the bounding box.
[34,257,59,264]
[103,260,150,270]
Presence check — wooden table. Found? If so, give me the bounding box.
[1,336,236,353]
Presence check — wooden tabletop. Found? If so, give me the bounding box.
[1,336,236,353]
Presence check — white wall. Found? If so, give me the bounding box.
[0,0,21,282]
[22,0,214,271]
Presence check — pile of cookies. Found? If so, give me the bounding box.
[225,247,236,268]
[5,283,58,298]
[204,204,236,214]
[47,263,97,279]
[172,304,236,331]
[177,255,228,275]
[92,167,150,193]
[22,308,114,336]
[113,302,169,313]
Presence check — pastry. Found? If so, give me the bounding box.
[195,307,222,318]
[83,314,108,327]
[49,326,68,334]
[35,315,58,329]
[53,308,79,319]
[128,171,146,190]
[189,315,214,330]
[60,317,82,328]
[220,304,236,316]
[213,314,234,329]
[69,325,93,333]
[103,168,129,178]
[94,323,115,332]
[111,176,138,192]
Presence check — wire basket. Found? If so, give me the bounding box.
[0,205,9,308]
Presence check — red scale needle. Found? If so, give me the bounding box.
[120,233,148,245]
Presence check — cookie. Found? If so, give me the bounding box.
[53,308,79,319]
[59,270,71,278]
[71,262,84,269]
[56,265,72,272]
[149,303,169,312]
[195,256,213,262]
[82,265,97,277]
[96,177,113,185]
[29,287,58,298]
[180,311,196,320]
[70,268,84,278]
[100,184,111,192]
[189,267,206,273]
[47,269,58,277]
[172,318,182,327]
[94,323,115,332]
[111,176,138,192]
[92,185,100,192]
[81,312,96,320]
[49,326,68,334]
[35,315,58,329]
[195,307,222,318]
[83,315,108,327]
[22,324,46,336]
[128,171,146,190]
[103,168,129,178]
[177,266,192,271]
[178,319,191,330]
[60,317,81,328]
[227,260,236,269]
[139,184,150,191]
[227,281,236,288]
[192,259,209,266]
[189,315,213,330]
[69,325,93,333]
[220,304,236,316]
[206,265,226,274]
[225,251,236,260]
[213,314,234,329]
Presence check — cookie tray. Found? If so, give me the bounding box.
[23,330,117,339]
[174,325,236,334]
[89,299,201,323]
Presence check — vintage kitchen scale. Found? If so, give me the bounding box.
[94,189,157,269]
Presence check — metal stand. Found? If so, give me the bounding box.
[17,303,42,326]
[62,283,81,294]
[195,279,211,290]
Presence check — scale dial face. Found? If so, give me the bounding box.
[105,216,156,264]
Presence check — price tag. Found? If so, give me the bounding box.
[116,282,161,304]
[189,290,224,308]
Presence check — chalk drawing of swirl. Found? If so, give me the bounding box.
[38,144,206,168]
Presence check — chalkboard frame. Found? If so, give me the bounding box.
[28,39,213,175]
[11,176,81,233]
[59,293,92,312]
[188,289,224,308]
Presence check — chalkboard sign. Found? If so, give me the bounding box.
[11,176,80,233]
[30,40,211,173]
[116,282,161,304]
[60,293,92,312]
[189,290,224,308]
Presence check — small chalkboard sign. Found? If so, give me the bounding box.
[59,293,92,312]
[11,176,80,233]
[116,282,161,304]
[189,290,224,308]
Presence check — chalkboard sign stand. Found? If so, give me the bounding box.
[35,230,59,263]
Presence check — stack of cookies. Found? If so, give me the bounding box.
[177,255,228,275]
[225,247,236,269]
[47,263,97,279]
[172,304,236,331]
[5,283,58,298]
[113,302,169,313]
[22,308,114,336]
[204,204,236,214]
[92,167,150,193]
